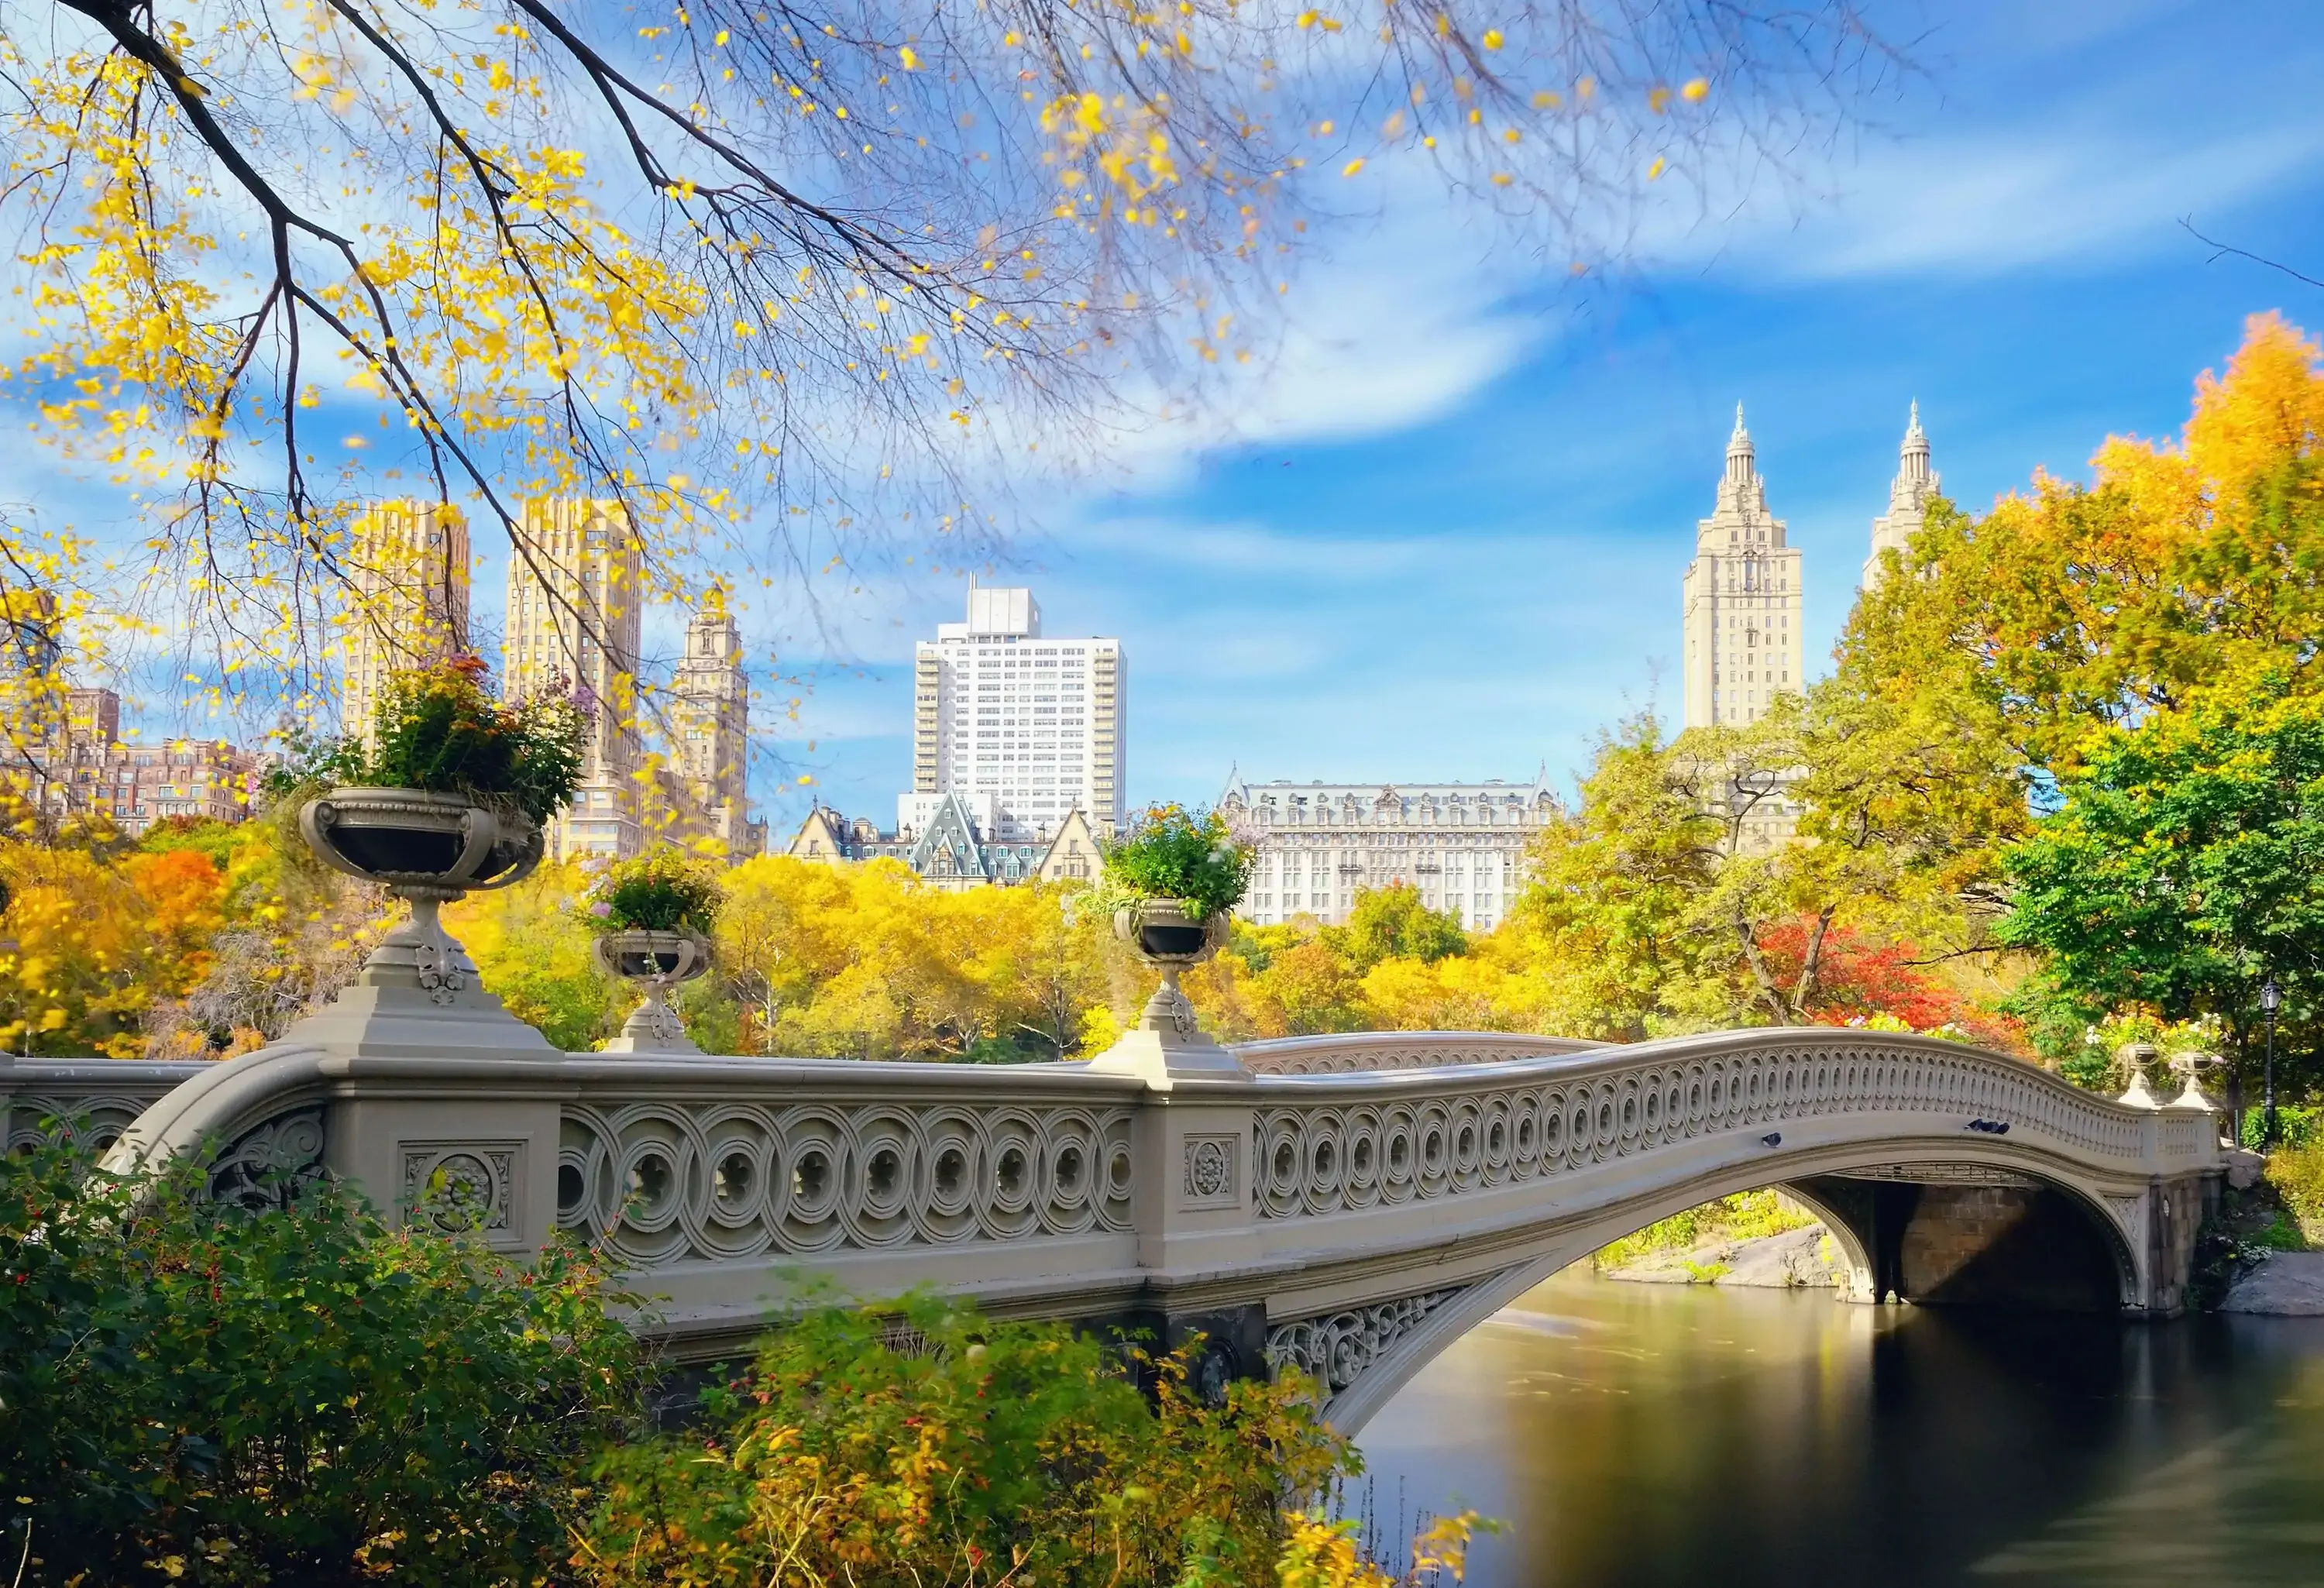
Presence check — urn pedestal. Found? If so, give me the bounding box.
[286,787,557,1058]
[593,929,712,1054]
[1085,899,1252,1085]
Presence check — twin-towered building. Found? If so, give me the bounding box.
[338,499,762,861]
[1680,403,1939,731]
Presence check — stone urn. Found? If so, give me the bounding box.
[1086,898,1249,1084]
[592,927,712,1054]
[287,786,557,1057]
[2116,1041,2164,1109]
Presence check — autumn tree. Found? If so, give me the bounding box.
[1847,312,2324,774]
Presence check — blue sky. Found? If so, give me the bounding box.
[12,1,2322,838]
[760,0,2324,834]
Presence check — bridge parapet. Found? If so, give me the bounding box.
[104,1021,2223,1425]
[2,1056,211,1153]
[1232,1031,1604,1075]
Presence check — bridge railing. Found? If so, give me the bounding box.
[83,1010,2224,1356]
[2,1056,211,1153]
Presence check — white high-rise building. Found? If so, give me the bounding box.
[910,586,1124,840]
[503,499,643,858]
[1682,406,1805,731]
[338,502,470,745]
[1864,403,1940,589]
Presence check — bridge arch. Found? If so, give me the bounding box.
[1288,1138,2151,1436]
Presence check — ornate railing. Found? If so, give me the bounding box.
[1233,1031,1602,1075]
[97,1023,2225,1369]
[2,1057,210,1152]
[554,1062,1142,1267]
[1242,1030,2183,1225]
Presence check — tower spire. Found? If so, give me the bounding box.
[1724,402,1757,492]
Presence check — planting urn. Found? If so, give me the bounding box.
[593,927,713,1054]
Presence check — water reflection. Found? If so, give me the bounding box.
[1355,1268,2324,1587]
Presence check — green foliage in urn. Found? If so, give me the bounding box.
[586,847,724,935]
[0,1129,643,1586]
[573,1293,1352,1587]
[270,654,586,827]
[1095,803,1252,922]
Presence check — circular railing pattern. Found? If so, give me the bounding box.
[1250,1040,2170,1221]
[559,1098,1136,1265]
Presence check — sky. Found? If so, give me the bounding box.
[13,0,2324,840]
[755,0,2324,835]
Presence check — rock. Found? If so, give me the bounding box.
[2226,1147,2266,1191]
[2220,1251,2324,1315]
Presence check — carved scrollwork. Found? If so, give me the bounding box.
[1266,1287,1466,1394]
[411,935,469,1005]
[558,1098,1136,1264]
[1248,1042,2165,1222]
[208,1107,327,1211]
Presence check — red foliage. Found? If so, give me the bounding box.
[1755,916,2021,1049]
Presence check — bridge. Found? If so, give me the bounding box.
[12,969,2222,1435]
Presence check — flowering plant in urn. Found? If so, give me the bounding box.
[1086,805,1253,1081]
[584,848,722,1054]
[284,656,586,1050]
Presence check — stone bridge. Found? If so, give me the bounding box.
[16,1003,2223,1434]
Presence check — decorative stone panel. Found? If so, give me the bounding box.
[401,1141,521,1239]
[1181,1134,1240,1208]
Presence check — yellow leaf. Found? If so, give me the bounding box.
[1683,77,1710,102]
[899,44,920,70]
[1647,156,1666,180]
[1341,157,1365,177]
[1482,29,1504,50]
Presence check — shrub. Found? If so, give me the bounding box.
[588,847,724,934]
[573,1294,1352,1587]
[1098,803,1253,921]
[1,1131,644,1585]
[271,655,586,827]
[2266,1142,2324,1239]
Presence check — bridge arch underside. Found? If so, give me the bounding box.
[1267,1142,2151,1438]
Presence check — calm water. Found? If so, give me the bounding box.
[1355,1270,2324,1587]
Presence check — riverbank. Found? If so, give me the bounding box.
[1600,1221,1848,1287]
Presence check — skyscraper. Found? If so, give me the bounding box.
[672,602,761,854]
[1682,407,1805,731]
[336,502,471,744]
[909,586,1125,840]
[502,498,642,858]
[1864,403,1940,589]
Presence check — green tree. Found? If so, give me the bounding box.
[1333,883,1469,970]
[1999,673,2324,1088]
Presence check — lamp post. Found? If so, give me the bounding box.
[2261,977,2283,1146]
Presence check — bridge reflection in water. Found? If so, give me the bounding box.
[1360,1269,2324,1588]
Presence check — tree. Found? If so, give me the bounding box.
[1999,672,2324,1090]
[1,2,1903,732]
[443,858,623,1050]
[1847,313,2324,775]
[1334,882,1468,970]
